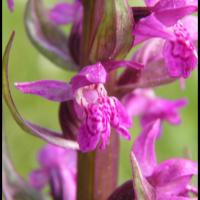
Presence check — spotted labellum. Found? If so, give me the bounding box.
[3,0,198,200]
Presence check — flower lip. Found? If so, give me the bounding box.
[75,83,132,152]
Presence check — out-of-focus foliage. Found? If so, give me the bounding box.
[3,0,197,186]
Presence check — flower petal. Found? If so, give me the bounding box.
[156,175,194,197]
[29,169,48,190]
[132,120,161,176]
[15,80,73,102]
[25,0,78,70]
[150,158,198,187]
[113,97,132,128]
[181,16,198,43]
[122,89,155,118]
[59,168,77,200]
[133,14,173,45]
[77,124,101,152]
[144,0,159,7]
[157,196,196,200]
[141,98,188,126]
[70,62,107,91]
[49,2,82,25]
[153,0,198,26]
[37,144,77,170]
[2,32,79,149]
[163,37,197,78]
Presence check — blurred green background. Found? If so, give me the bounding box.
[3,0,197,190]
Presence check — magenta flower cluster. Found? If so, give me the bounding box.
[3,0,198,199]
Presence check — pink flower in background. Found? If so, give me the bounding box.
[7,0,14,12]
[29,144,77,200]
[132,0,198,78]
[131,120,198,199]
[123,89,187,127]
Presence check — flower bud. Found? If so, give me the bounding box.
[80,0,134,65]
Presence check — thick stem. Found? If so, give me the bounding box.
[77,134,119,200]
[77,71,119,200]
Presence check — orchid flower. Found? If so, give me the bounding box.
[29,144,77,200]
[108,120,198,199]
[131,120,198,199]
[122,89,187,127]
[132,0,198,78]
[15,63,133,152]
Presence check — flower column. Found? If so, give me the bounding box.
[77,1,134,200]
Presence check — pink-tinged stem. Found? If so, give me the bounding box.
[77,69,119,200]
[77,133,119,200]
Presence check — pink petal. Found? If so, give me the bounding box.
[15,80,73,102]
[156,175,193,197]
[163,30,197,79]
[132,120,161,177]
[132,38,164,65]
[37,144,77,170]
[77,124,101,152]
[61,168,76,200]
[115,125,131,141]
[181,15,198,43]
[153,0,198,26]
[113,97,132,128]
[122,89,154,118]
[133,14,173,45]
[157,196,196,200]
[145,0,159,6]
[70,62,107,91]
[141,98,188,126]
[29,169,48,190]
[149,158,197,189]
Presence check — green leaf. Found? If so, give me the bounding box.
[24,0,78,71]
[2,31,79,149]
[2,112,47,200]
